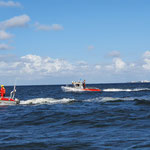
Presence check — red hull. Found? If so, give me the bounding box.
[0,97,16,102]
[82,88,101,92]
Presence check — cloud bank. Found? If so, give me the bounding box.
[0,51,150,84]
[20,55,73,75]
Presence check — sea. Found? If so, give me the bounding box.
[1,82,150,150]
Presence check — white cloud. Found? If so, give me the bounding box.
[0,43,12,50]
[20,54,73,75]
[0,1,21,7]
[113,58,126,71]
[105,64,113,71]
[35,22,64,31]
[76,61,87,65]
[143,51,150,58]
[0,14,30,29]
[0,30,13,40]
[76,61,89,70]
[95,65,101,70]
[143,58,150,70]
[0,61,19,70]
[0,61,8,68]
[108,50,120,57]
[104,58,126,72]
[142,51,150,70]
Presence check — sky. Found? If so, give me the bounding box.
[0,0,150,85]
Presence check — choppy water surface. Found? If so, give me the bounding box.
[1,83,150,149]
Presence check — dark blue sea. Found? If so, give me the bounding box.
[1,83,150,150]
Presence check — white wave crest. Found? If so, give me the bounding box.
[85,97,124,103]
[20,98,75,105]
[103,88,150,92]
[85,96,150,103]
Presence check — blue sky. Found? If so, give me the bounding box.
[0,0,150,85]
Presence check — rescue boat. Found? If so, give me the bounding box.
[0,86,20,105]
[61,81,101,92]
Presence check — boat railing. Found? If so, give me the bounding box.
[9,87,16,100]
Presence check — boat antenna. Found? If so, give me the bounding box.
[12,78,18,99]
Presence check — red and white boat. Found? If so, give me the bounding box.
[0,86,20,105]
[61,81,101,92]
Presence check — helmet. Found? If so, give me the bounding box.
[1,85,4,87]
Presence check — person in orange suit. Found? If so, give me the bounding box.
[1,85,6,97]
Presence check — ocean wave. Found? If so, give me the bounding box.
[85,96,150,103]
[20,98,75,105]
[103,88,150,92]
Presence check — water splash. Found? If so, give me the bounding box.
[20,98,75,105]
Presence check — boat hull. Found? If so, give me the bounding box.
[61,86,101,92]
[0,97,20,105]
[83,88,101,92]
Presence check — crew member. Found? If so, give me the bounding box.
[83,80,86,89]
[1,85,6,97]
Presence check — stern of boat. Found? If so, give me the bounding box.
[15,98,20,104]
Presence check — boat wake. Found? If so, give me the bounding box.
[85,95,150,103]
[19,95,150,105]
[20,98,75,105]
[103,88,150,92]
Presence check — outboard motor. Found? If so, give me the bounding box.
[15,98,20,104]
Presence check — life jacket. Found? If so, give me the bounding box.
[1,87,5,97]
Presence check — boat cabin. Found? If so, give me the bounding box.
[72,81,83,89]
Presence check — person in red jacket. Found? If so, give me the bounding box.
[1,85,6,97]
